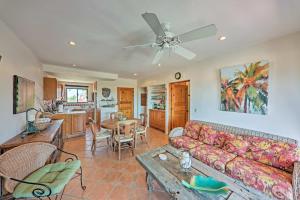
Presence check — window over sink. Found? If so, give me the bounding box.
[66,88,88,103]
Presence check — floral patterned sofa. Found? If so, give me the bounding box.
[169,120,300,200]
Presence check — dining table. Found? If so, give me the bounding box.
[101,118,141,150]
[101,118,140,131]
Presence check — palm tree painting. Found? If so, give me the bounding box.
[220,61,269,115]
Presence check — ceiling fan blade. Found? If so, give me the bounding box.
[176,24,217,43]
[173,46,196,60]
[123,43,154,49]
[142,12,166,37]
[152,49,164,64]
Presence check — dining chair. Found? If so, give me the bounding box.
[89,119,112,152]
[135,113,148,147]
[113,120,136,160]
[110,111,123,120]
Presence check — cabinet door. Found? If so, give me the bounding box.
[43,77,57,100]
[159,111,165,131]
[72,114,86,134]
[149,110,154,128]
[64,115,72,137]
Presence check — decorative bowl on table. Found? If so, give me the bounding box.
[182,175,228,194]
[34,118,52,131]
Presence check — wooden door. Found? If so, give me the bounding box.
[117,87,134,119]
[170,81,189,130]
[141,93,147,106]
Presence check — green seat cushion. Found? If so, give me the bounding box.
[13,160,81,198]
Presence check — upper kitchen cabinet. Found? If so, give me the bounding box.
[43,77,57,100]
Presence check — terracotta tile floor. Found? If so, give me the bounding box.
[60,127,171,200]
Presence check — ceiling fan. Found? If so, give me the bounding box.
[124,12,218,64]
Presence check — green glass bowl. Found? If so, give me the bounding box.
[182,175,228,192]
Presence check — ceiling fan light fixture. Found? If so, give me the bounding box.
[68,41,76,46]
[218,36,226,41]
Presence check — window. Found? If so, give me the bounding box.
[66,88,88,103]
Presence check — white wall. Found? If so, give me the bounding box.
[0,20,43,143]
[139,32,300,142]
[97,78,138,120]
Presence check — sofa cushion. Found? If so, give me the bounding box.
[200,125,219,145]
[222,137,250,156]
[245,147,300,173]
[246,136,297,152]
[170,136,203,150]
[190,144,237,173]
[13,160,81,198]
[226,157,293,200]
[183,121,202,140]
[245,136,300,172]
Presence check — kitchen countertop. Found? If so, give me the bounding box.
[149,109,165,111]
[55,110,87,114]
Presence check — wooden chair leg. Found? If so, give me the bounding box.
[132,141,135,156]
[144,133,148,144]
[134,134,137,148]
[91,140,95,152]
[113,140,115,152]
[118,142,121,160]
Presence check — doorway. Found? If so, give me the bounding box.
[169,80,190,131]
[117,87,134,119]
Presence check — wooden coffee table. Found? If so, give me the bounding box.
[136,145,250,200]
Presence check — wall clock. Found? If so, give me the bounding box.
[175,72,181,80]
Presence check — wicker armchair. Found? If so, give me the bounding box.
[0,142,86,200]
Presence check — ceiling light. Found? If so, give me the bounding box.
[68,41,76,46]
[133,73,138,76]
[158,63,161,67]
[72,64,77,67]
[218,36,226,41]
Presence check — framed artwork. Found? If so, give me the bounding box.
[13,75,35,114]
[220,60,269,115]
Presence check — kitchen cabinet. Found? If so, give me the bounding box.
[43,77,57,100]
[52,112,86,138]
[72,113,86,135]
[149,109,165,132]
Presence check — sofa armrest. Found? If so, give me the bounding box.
[293,161,300,200]
[169,127,184,138]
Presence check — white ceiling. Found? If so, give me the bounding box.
[1,0,300,79]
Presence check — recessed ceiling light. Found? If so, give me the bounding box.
[133,73,138,76]
[158,63,161,67]
[68,41,76,46]
[218,36,226,41]
[72,64,77,67]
